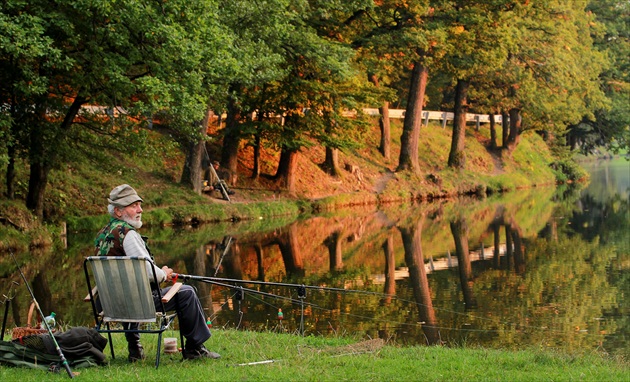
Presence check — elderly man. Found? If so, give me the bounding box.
[94,184,220,362]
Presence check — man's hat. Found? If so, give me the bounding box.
[108,184,143,207]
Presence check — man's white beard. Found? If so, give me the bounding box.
[122,211,143,229]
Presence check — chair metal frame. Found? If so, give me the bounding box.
[83,256,183,368]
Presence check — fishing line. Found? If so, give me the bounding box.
[179,273,576,338]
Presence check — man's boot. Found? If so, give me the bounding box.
[128,342,145,362]
[124,323,145,362]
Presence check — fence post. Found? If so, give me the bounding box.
[475,115,480,131]
[442,112,447,128]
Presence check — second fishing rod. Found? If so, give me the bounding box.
[172,273,387,298]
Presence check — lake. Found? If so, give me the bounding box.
[2,157,628,357]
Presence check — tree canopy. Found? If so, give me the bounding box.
[1,0,627,219]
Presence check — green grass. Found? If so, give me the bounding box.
[1,330,626,381]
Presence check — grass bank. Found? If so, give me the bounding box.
[1,330,627,381]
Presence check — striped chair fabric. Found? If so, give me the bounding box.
[86,256,157,323]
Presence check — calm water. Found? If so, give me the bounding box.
[2,158,628,357]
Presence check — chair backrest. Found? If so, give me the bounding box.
[86,256,157,323]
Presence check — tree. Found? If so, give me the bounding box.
[441,1,512,168]
[493,0,608,154]
[572,0,630,154]
[214,0,298,184]
[0,0,231,218]
[216,1,373,192]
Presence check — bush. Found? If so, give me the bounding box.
[550,159,589,183]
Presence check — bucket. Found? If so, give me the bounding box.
[164,337,178,354]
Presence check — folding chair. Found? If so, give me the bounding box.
[83,256,183,368]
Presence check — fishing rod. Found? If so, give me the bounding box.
[174,273,359,295]
[10,252,74,379]
[180,276,311,306]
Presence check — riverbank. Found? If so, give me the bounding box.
[1,330,627,381]
[1,119,572,248]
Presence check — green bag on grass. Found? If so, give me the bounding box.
[0,327,108,371]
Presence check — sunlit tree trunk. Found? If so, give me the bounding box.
[324,146,341,177]
[398,61,428,173]
[275,146,299,195]
[505,108,521,152]
[489,112,498,149]
[447,79,469,169]
[369,73,391,160]
[501,110,509,149]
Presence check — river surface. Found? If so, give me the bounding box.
[2,158,628,357]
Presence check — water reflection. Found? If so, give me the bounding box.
[1,159,628,357]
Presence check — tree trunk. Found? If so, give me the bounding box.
[447,79,469,169]
[26,161,49,219]
[275,146,299,194]
[505,108,521,152]
[27,96,86,219]
[489,112,498,149]
[397,62,428,173]
[181,110,211,194]
[5,143,16,199]
[252,112,264,180]
[324,146,341,177]
[368,73,391,159]
[220,93,241,186]
[379,102,391,159]
[501,110,509,149]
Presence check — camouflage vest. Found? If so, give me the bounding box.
[94,218,135,256]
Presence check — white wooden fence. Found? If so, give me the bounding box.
[81,105,506,130]
[361,108,505,129]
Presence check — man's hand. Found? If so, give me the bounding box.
[162,265,174,281]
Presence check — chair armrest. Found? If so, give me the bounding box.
[162,282,183,302]
[84,286,98,302]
